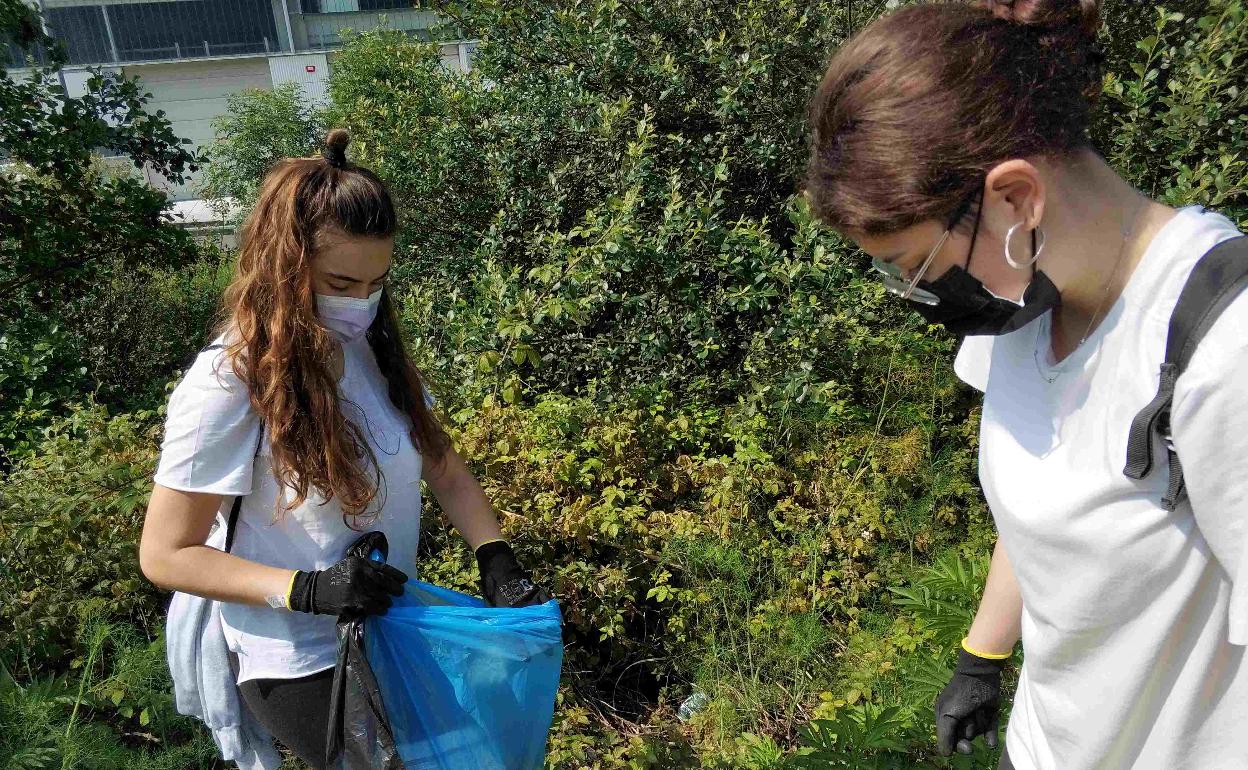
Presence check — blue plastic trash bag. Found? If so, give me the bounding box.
[369,581,564,770]
[326,532,563,770]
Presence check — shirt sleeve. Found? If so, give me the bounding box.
[1171,292,1248,646]
[953,335,996,393]
[153,347,262,496]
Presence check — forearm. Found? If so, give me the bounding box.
[964,539,1023,656]
[440,485,504,549]
[428,458,504,550]
[424,452,548,606]
[141,544,295,608]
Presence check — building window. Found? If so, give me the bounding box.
[300,0,412,13]
[37,0,285,64]
[46,6,111,65]
[359,0,413,11]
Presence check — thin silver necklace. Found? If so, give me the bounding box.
[1034,194,1148,383]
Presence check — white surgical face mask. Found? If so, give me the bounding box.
[316,288,382,343]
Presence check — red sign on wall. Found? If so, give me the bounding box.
[305,65,316,73]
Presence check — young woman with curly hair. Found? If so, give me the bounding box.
[139,129,549,768]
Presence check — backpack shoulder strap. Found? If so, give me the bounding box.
[1124,235,1248,509]
[195,343,264,554]
[224,418,265,554]
[183,337,225,372]
[224,493,246,554]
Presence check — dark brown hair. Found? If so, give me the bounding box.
[219,128,449,524]
[806,0,1104,236]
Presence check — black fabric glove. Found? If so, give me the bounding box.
[475,540,550,608]
[288,554,407,618]
[935,647,1008,756]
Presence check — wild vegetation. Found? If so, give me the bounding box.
[1,0,1244,767]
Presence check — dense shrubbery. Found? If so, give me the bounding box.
[2,405,164,671]
[0,0,206,464]
[65,256,234,409]
[328,1,858,404]
[2,0,1245,768]
[1100,2,1248,226]
[200,82,328,213]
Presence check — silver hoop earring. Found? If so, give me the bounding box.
[1004,221,1046,269]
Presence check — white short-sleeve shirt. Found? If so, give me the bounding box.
[955,206,1248,769]
[155,334,426,683]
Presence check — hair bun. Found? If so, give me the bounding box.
[985,0,1101,37]
[322,128,350,168]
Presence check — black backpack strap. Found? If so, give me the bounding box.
[196,342,265,554]
[224,494,246,554]
[1124,235,1248,509]
[223,419,266,554]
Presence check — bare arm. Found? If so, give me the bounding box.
[138,484,295,607]
[422,448,504,550]
[964,539,1023,656]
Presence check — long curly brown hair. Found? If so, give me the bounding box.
[218,128,448,524]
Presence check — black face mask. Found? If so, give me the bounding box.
[912,267,1061,337]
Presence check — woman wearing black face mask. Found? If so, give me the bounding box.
[807,2,1248,770]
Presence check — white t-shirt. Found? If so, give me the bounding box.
[155,334,427,684]
[955,206,1248,770]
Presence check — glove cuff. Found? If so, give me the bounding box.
[475,539,517,575]
[961,637,1012,660]
[955,647,1008,679]
[288,570,318,614]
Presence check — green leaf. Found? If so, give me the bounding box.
[0,659,14,696]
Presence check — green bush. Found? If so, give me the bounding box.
[1103,2,1248,226]
[1,3,204,461]
[329,1,862,405]
[407,373,989,767]
[2,1,1245,768]
[0,252,231,465]
[68,254,235,413]
[201,82,329,214]
[0,404,164,671]
[0,322,87,464]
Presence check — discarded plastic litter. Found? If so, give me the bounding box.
[677,691,711,722]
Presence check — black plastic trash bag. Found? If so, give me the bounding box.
[325,531,404,770]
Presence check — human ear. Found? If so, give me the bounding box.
[981,159,1047,243]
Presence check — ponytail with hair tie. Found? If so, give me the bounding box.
[322,127,350,168]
